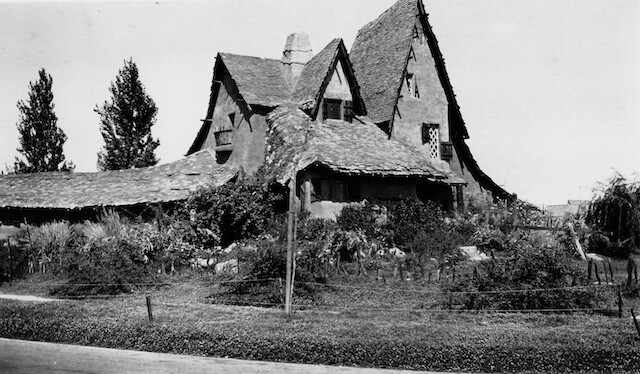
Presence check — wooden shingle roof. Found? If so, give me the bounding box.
[0,150,238,210]
[350,0,416,124]
[265,105,464,185]
[218,53,292,107]
[292,39,343,106]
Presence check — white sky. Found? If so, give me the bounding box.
[0,0,638,206]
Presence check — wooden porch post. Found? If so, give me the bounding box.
[284,173,297,315]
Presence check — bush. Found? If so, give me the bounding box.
[220,215,329,306]
[51,237,153,297]
[187,169,285,248]
[0,243,29,284]
[444,237,608,311]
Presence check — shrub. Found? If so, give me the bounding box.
[220,215,328,306]
[51,237,153,297]
[0,243,29,284]
[187,169,285,248]
[444,236,608,311]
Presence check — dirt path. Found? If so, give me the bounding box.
[0,338,448,374]
[0,294,58,302]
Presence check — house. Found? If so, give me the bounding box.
[187,32,466,211]
[187,0,510,211]
[0,0,511,224]
[349,0,511,204]
[544,200,589,226]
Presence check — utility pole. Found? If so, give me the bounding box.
[284,174,296,314]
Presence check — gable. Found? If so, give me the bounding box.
[292,39,365,119]
[323,60,352,101]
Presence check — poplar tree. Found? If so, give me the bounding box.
[96,58,159,170]
[14,69,73,173]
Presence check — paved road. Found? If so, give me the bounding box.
[0,338,444,374]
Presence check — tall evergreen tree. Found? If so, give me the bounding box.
[13,69,73,173]
[96,58,160,170]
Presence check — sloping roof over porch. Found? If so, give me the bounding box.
[264,105,464,185]
[0,150,237,210]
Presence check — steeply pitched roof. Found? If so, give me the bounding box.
[351,0,512,200]
[218,53,292,107]
[292,39,342,105]
[0,150,238,210]
[291,39,366,117]
[350,0,416,124]
[350,0,470,140]
[265,105,463,185]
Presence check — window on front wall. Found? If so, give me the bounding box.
[322,99,353,123]
[406,73,419,98]
[422,123,440,159]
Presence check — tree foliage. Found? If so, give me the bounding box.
[96,58,159,170]
[13,69,73,173]
[586,173,640,245]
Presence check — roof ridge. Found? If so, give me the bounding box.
[218,51,281,63]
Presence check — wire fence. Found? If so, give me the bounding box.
[7,278,633,317]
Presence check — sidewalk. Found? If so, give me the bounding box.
[0,338,450,374]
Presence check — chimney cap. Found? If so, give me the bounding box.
[283,32,312,53]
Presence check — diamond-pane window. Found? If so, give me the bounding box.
[421,123,440,159]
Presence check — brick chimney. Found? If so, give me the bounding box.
[281,32,313,88]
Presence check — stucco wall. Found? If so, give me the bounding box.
[226,111,267,175]
[392,26,449,151]
[389,21,493,208]
[202,73,242,151]
[201,72,267,175]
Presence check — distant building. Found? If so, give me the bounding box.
[545,200,589,218]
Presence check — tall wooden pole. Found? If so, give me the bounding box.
[284,174,296,315]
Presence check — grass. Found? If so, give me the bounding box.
[2,272,640,373]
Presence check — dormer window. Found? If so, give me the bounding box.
[406,73,419,98]
[322,99,353,123]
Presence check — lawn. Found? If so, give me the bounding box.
[1,273,640,373]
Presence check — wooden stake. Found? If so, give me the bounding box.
[631,309,640,339]
[146,295,154,323]
[617,284,623,318]
[567,222,586,261]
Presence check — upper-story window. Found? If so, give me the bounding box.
[406,73,419,98]
[422,123,440,160]
[323,99,353,123]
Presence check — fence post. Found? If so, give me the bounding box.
[631,309,640,339]
[278,277,284,306]
[618,284,623,318]
[146,295,154,323]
